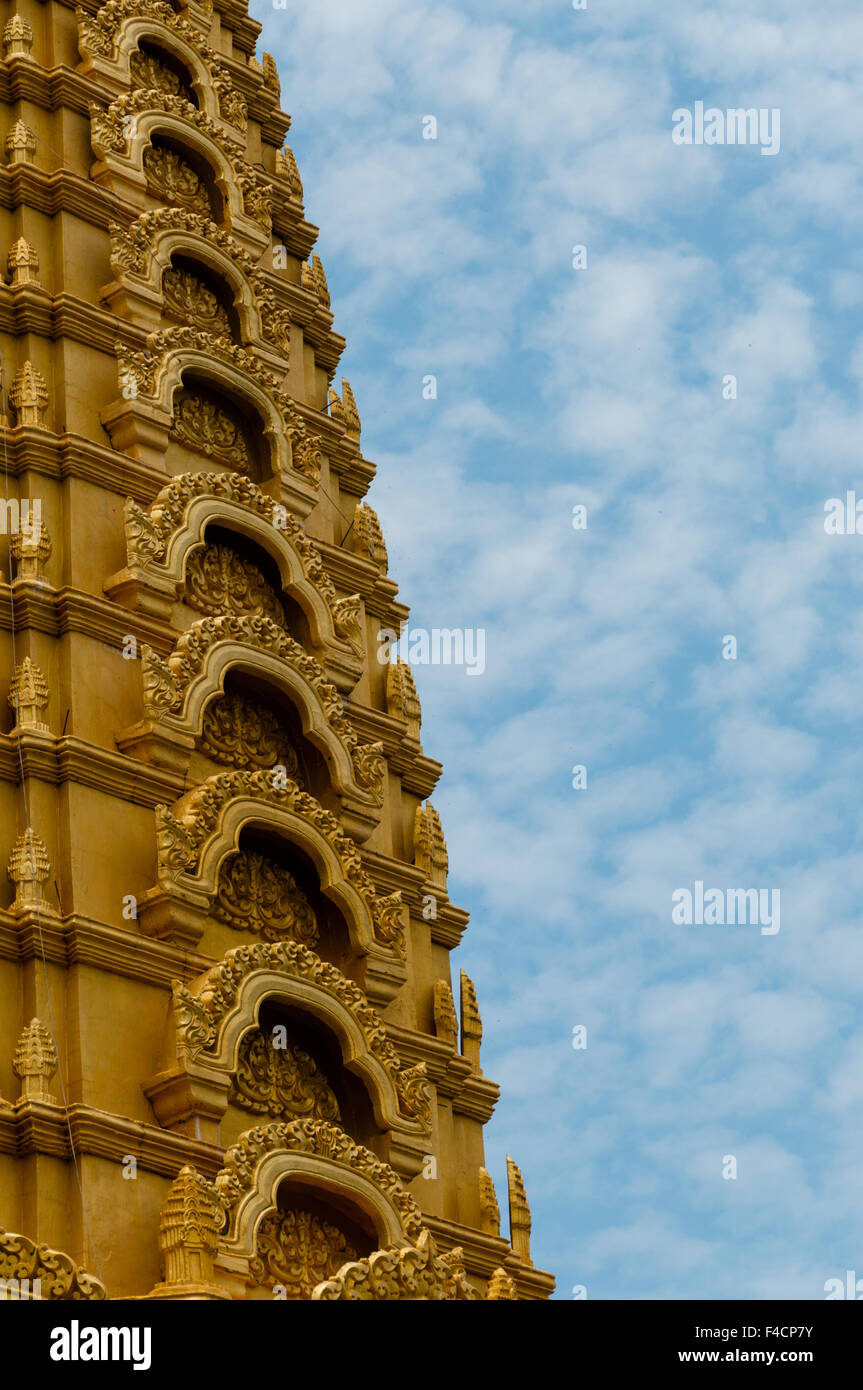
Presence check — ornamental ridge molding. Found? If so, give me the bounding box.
[214,1118,425,1242]
[172,938,429,1124]
[0,1230,107,1300]
[113,328,319,481]
[76,0,248,133]
[140,611,384,804]
[312,1228,479,1301]
[154,769,405,955]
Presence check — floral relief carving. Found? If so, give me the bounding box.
[130,48,191,100]
[143,145,210,214]
[163,267,232,338]
[230,1030,339,1121]
[184,545,283,621]
[172,940,428,1125]
[212,850,317,944]
[114,329,314,478]
[249,1209,356,1296]
[200,691,300,773]
[170,396,251,473]
[142,614,385,806]
[0,1231,107,1300]
[312,1228,480,1301]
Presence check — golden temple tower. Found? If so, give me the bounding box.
[0,0,554,1300]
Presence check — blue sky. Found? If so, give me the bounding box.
[257,0,863,1298]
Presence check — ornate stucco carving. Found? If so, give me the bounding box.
[77,0,248,132]
[3,15,33,58]
[108,208,292,355]
[275,145,302,197]
[122,471,335,601]
[348,503,388,570]
[7,830,51,912]
[478,1166,500,1236]
[89,91,268,228]
[249,1208,356,1295]
[155,1164,226,1290]
[386,659,422,740]
[7,236,39,285]
[0,1230,107,1299]
[113,328,315,480]
[460,970,483,1067]
[11,515,51,582]
[230,1031,340,1121]
[141,614,385,807]
[170,397,252,473]
[215,1119,425,1242]
[487,1267,518,1300]
[162,265,232,338]
[301,253,329,305]
[153,769,395,932]
[5,119,35,163]
[212,851,316,943]
[130,47,192,99]
[184,546,282,619]
[172,939,428,1125]
[200,693,300,775]
[143,144,210,213]
[9,362,48,428]
[432,979,458,1048]
[8,657,49,732]
[312,1228,479,1301]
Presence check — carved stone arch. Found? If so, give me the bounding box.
[133,614,384,835]
[105,473,363,691]
[141,770,406,1003]
[146,940,429,1169]
[210,1120,425,1295]
[89,98,268,256]
[77,1,248,136]
[101,331,318,515]
[105,210,290,357]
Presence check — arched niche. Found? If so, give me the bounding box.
[190,665,343,810]
[143,133,222,221]
[105,212,286,351]
[166,375,268,482]
[129,608,384,836]
[102,339,312,510]
[160,253,240,343]
[140,770,406,1003]
[145,944,427,1164]
[90,106,269,257]
[199,824,358,975]
[106,474,363,693]
[212,1120,426,1296]
[242,1181,376,1300]
[178,522,312,650]
[221,995,390,1156]
[78,6,247,138]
